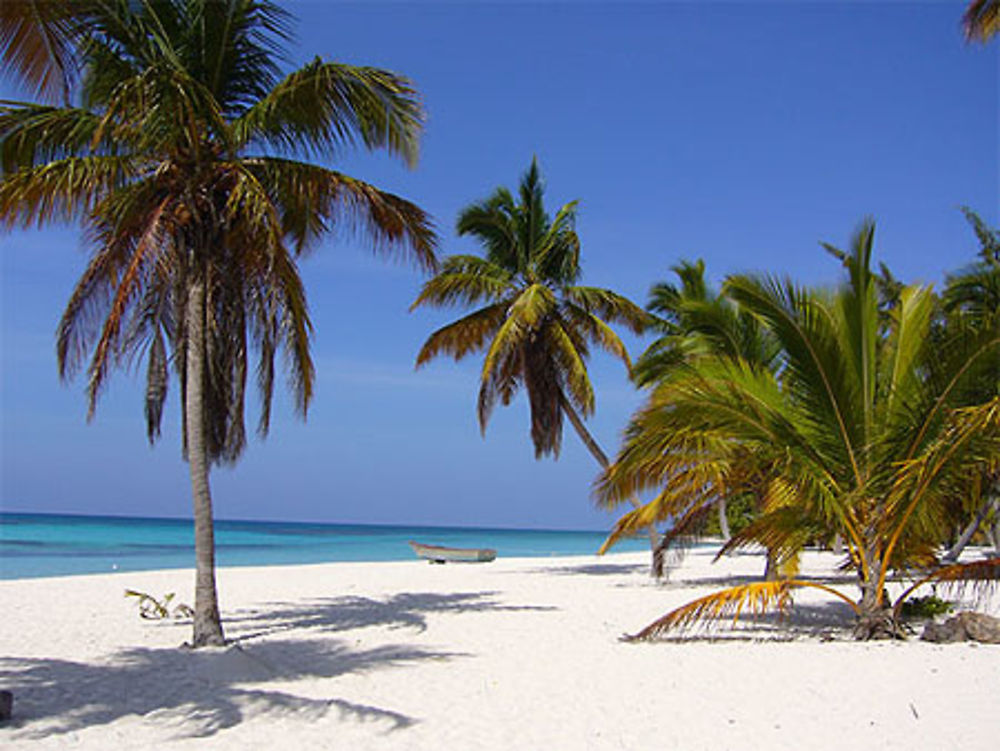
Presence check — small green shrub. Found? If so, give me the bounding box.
[900,595,954,619]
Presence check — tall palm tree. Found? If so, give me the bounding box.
[599,220,1000,640]
[964,0,999,41]
[0,0,436,646]
[411,159,653,547]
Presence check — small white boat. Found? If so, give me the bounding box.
[408,541,497,564]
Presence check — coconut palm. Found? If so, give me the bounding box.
[964,0,999,41]
[601,259,779,554]
[598,220,1000,640]
[940,208,1000,559]
[411,159,657,553]
[0,0,436,646]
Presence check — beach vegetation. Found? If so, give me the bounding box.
[599,219,1000,640]
[0,0,436,646]
[125,588,194,620]
[598,258,783,574]
[899,594,954,620]
[940,209,1000,562]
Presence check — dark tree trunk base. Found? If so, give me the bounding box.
[852,609,908,640]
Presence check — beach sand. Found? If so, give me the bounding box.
[1,545,997,750]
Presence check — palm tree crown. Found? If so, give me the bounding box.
[412,158,648,459]
[0,0,436,645]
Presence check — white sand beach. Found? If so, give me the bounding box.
[1,546,997,750]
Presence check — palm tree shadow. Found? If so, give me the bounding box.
[635,600,859,643]
[225,590,556,643]
[0,638,454,743]
[523,563,649,577]
[673,572,859,590]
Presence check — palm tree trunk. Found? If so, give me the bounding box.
[717,497,731,540]
[831,534,844,555]
[943,481,1000,563]
[560,396,663,575]
[852,540,904,640]
[186,277,226,647]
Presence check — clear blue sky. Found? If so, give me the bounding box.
[1,1,997,531]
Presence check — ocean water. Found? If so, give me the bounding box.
[0,512,648,580]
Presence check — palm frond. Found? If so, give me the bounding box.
[233,58,424,166]
[0,155,133,227]
[545,319,595,417]
[562,303,631,370]
[415,304,508,367]
[565,285,651,334]
[0,0,84,102]
[410,256,513,310]
[964,0,1000,41]
[0,102,108,173]
[624,579,858,641]
[725,274,864,487]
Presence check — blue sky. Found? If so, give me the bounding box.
[1,1,997,531]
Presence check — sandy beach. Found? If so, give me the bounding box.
[1,545,997,750]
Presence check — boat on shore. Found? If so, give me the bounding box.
[408,541,497,564]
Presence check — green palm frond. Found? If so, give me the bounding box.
[479,296,535,393]
[881,284,935,417]
[565,286,651,334]
[233,59,424,165]
[410,256,513,310]
[725,274,864,486]
[545,319,595,417]
[561,303,630,370]
[0,102,108,173]
[0,154,133,227]
[456,191,519,269]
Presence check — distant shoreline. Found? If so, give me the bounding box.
[0,511,652,580]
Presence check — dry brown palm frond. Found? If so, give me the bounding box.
[624,579,859,641]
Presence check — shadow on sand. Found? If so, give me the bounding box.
[0,590,549,743]
[625,600,859,643]
[520,562,650,578]
[0,639,441,742]
[225,590,556,642]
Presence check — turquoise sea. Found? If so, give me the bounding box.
[0,512,647,580]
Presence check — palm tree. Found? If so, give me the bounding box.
[0,0,436,646]
[411,159,654,550]
[940,208,1000,560]
[964,0,999,41]
[598,220,1000,640]
[601,259,779,555]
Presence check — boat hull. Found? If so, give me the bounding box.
[408,541,497,563]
